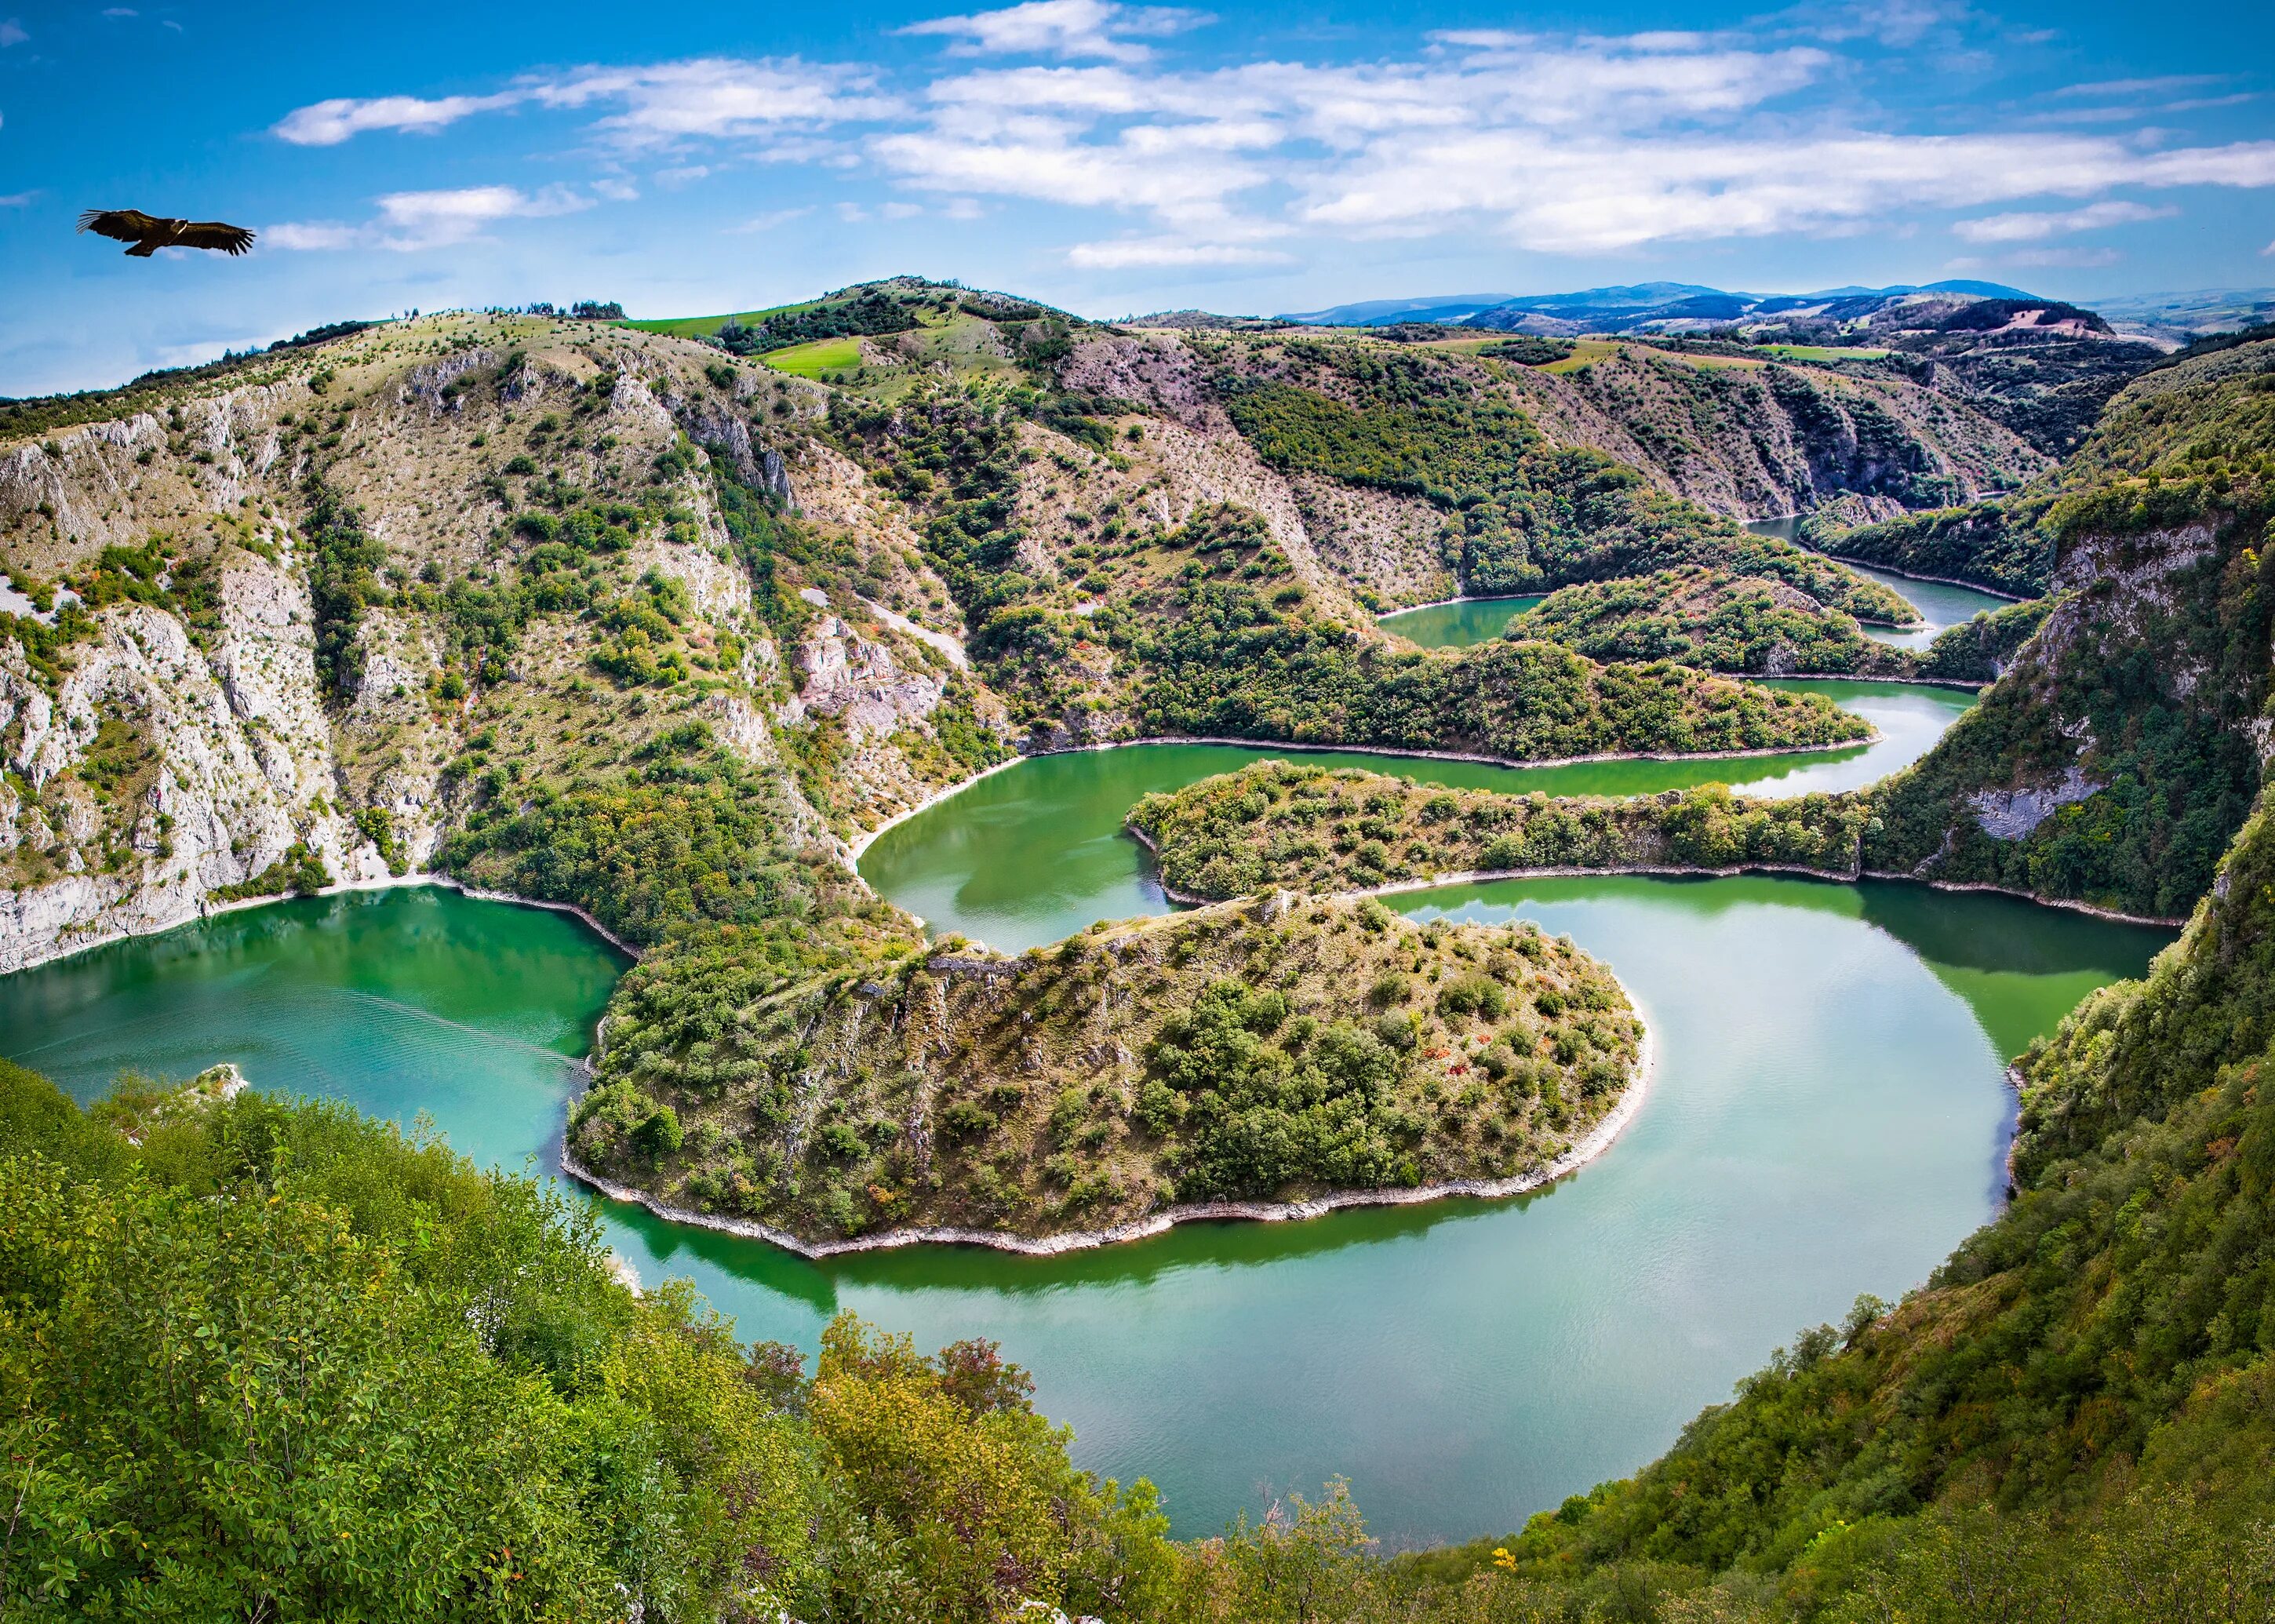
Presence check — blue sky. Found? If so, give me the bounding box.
[4,0,2273,393]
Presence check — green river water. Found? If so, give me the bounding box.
[0,682,2172,1547]
[1377,595,1544,646]
[1744,515,2017,650]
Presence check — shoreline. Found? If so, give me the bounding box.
[1745,512,2031,602]
[843,725,1884,865]
[562,1010,1656,1260]
[1758,670,1982,690]
[4,871,642,978]
[1822,552,2029,603]
[1126,828,2187,929]
[1374,592,1541,621]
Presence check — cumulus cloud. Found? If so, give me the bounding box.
[901,0,1207,63]
[1066,236,1290,267]
[1953,200,2172,242]
[275,92,522,145]
[1290,130,2275,253]
[275,58,893,150]
[0,18,25,46]
[253,20,2275,272]
[268,185,594,252]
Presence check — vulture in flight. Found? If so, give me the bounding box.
[77,209,256,257]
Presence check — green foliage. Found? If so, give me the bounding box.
[832,381,1874,763]
[353,806,410,875]
[1512,566,1911,676]
[1130,760,1869,899]
[1802,501,2054,597]
[1134,586,1869,762]
[1861,337,2275,919]
[1479,336,1575,366]
[0,536,225,690]
[1913,595,2055,683]
[0,1071,1183,1623]
[442,742,893,951]
[303,478,389,703]
[577,894,1632,1243]
[208,840,331,902]
[1219,348,1912,619]
[1147,980,1413,1200]
[714,289,922,356]
[1489,783,2275,1605]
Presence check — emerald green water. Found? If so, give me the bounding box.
[1378,595,1544,647]
[863,680,1973,953]
[0,692,2172,1548]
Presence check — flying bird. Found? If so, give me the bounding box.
[77,209,256,257]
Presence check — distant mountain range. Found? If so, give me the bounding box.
[1276,281,2275,344]
[1279,281,2047,334]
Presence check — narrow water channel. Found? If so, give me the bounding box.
[1744,515,2017,648]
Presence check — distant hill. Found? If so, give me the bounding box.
[2091,286,2275,344]
[1283,280,2044,334]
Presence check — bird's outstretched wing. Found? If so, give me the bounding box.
[177,220,256,255]
[78,208,160,243]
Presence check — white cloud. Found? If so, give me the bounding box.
[0,191,33,206]
[901,0,1207,64]
[274,59,892,151]
[0,18,25,46]
[1953,200,2171,242]
[537,58,898,147]
[263,221,362,251]
[726,206,815,234]
[102,6,138,15]
[251,26,2275,273]
[275,92,522,145]
[2055,75,2222,98]
[2008,246,2121,268]
[268,185,595,252]
[1287,129,2275,253]
[1067,236,1290,267]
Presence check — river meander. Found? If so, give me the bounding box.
[0,683,2171,1547]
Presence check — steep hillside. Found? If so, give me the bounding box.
[0,312,1002,969]
[1862,335,2275,917]
[1071,326,2039,605]
[1472,777,2275,1613]
[821,379,1866,759]
[0,289,1859,1256]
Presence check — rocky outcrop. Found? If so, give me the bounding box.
[1971,766,2102,839]
[0,569,394,972]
